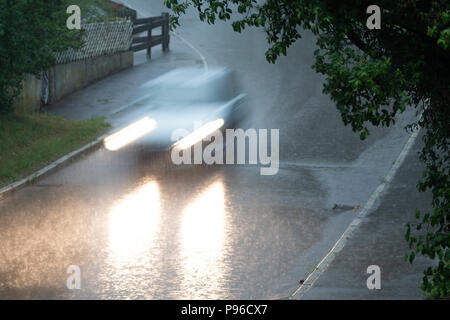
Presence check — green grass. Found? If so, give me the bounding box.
[0,113,110,188]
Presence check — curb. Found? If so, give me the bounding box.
[0,134,108,201]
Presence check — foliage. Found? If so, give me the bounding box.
[164,0,450,298]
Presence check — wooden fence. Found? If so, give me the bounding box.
[131,12,170,59]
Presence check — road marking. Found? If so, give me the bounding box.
[290,125,421,299]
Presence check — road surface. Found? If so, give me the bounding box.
[0,1,430,299]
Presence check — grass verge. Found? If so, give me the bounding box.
[0,113,110,188]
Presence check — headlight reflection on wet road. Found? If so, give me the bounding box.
[102,177,230,299]
[180,180,229,299]
[108,181,161,263]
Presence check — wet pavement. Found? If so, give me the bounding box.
[302,138,432,300]
[0,152,328,299]
[0,1,431,299]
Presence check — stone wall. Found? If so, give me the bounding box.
[14,51,133,113]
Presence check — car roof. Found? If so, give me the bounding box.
[141,67,231,89]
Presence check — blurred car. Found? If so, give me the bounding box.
[104,67,246,152]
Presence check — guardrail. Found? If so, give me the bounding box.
[131,12,170,59]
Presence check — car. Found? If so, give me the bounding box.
[104,67,246,152]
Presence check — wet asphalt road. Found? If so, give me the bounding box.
[0,1,418,299]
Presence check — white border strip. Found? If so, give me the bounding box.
[171,31,209,71]
[291,126,421,299]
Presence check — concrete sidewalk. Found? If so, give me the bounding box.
[300,137,434,299]
[44,34,203,124]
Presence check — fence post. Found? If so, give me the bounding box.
[162,12,170,52]
[146,21,152,60]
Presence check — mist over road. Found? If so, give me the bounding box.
[0,0,419,299]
